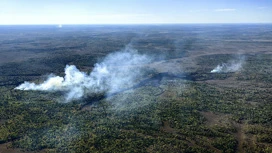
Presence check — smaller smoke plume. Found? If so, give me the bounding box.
[15,45,153,101]
[211,56,245,73]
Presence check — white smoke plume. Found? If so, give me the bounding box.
[15,46,152,101]
[211,56,245,73]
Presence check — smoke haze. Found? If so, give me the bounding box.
[15,46,153,101]
[211,56,245,73]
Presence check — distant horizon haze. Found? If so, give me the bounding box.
[0,0,271,25]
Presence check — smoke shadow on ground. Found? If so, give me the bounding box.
[80,72,193,110]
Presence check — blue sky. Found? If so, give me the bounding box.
[0,0,271,24]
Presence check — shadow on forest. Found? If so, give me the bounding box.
[80,71,226,109]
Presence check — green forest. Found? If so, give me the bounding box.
[0,25,272,153]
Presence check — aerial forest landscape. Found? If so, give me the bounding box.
[0,1,272,153]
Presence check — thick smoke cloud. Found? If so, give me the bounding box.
[211,56,245,73]
[15,46,152,101]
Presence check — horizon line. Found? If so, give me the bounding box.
[0,22,272,26]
